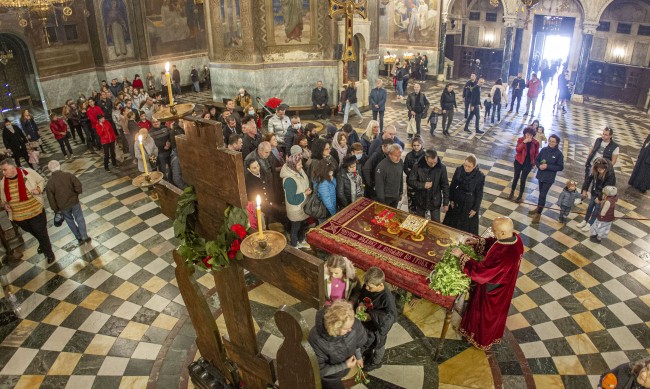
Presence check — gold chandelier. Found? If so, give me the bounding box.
[0,0,73,26]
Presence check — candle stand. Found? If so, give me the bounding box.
[240,230,286,259]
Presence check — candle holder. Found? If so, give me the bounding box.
[153,103,195,122]
[132,171,164,188]
[240,230,287,259]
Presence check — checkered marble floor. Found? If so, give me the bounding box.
[0,76,648,389]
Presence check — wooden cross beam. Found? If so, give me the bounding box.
[329,0,367,63]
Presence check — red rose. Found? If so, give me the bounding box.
[230,239,241,253]
[227,250,236,259]
[230,224,247,239]
[201,256,212,268]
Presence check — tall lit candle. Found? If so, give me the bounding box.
[165,62,174,106]
[256,195,264,239]
[138,135,149,176]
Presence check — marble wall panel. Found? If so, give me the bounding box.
[210,64,339,107]
[40,71,101,109]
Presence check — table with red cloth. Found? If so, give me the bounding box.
[306,197,478,358]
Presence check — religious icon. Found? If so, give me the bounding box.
[272,0,312,45]
[102,0,131,58]
[145,0,206,56]
[221,0,242,47]
[392,0,438,44]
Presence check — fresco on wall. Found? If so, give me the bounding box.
[221,0,242,47]
[145,0,206,56]
[272,0,311,45]
[102,0,133,59]
[392,0,439,44]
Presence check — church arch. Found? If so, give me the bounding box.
[0,31,46,113]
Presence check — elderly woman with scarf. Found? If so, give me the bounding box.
[281,154,313,248]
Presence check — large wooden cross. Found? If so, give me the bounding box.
[329,0,368,63]
[155,117,326,389]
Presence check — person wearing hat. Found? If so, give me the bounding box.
[268,103,291,140]
[589,185,618,244]
[2,119,31,168]
[234,88,252,108]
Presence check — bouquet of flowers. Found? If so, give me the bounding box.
[427,243,481,296]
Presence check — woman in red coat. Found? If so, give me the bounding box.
[49,113,73,160]
[452,217,524,350]
[509,126,539,203]
[95,115,118,171]
[131,74,144,90]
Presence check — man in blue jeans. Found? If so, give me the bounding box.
[45,160,90,245]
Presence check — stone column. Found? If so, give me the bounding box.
[572,22,599,102]
[500,17,516,83]
[438,13,448,77]
[509,19,524,77]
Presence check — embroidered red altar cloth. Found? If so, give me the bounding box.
[306,198,477,309]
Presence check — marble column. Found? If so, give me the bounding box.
[500,17,516,83]
[573,22,599,98]
[438,18,447,76]
[510,25,524,76]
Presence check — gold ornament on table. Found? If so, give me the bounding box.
[400,214,428,240]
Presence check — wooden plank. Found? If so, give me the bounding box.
[240,246,325,310]
[154,179,183,220]
[223,338,275,386]
[213,264,269,389]
[172,251,232,379]
[275,306,321,389]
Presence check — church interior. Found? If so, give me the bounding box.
[0,0,649,388]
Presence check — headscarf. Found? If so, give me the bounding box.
[285,154,302,172]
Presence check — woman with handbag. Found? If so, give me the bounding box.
[281,154,313,248]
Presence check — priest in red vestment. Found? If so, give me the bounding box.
[451,217,524,350]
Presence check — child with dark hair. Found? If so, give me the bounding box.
[483,94,492,124]
[428,107,440,136]
[354,267,397,371]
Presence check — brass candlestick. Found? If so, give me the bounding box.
[240,230,286,259]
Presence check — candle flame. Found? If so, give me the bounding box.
[165,62,170,72]
[138,134,143,143]
[256,195,261,207]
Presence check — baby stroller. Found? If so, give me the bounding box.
[257,96,283,129]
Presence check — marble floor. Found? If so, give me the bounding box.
[0,76,648,389]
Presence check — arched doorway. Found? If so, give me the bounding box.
[0,33,44,114]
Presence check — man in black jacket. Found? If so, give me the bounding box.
[463,73,476,118]
[463,78,484,134]
[149,119,172,179]
[362,139,393,199]
[407,149,449,222]
[509,73,526,114]
[583,127,619,181]
[311,80,329,119]
[406,83,430,138]
[375,144,404,207]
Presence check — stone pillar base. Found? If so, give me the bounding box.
[571,94,584,103]
[437,74,446,82]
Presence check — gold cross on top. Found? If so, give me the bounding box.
[328,0,368,63]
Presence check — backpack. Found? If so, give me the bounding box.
[493,87,501,104]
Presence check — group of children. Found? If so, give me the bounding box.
[323,255,397,372]
[557,179,618,243]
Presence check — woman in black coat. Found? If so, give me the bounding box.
[440,84,457,136]
[19,110,44,152]
[308,300,368,389]
[336,156,364,209]
[2,119,31,168]
[403,136,424,213]
[629,133,650,193]
[443,154,485,235]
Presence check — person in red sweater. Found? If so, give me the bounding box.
[95,115,118,171]
[509,126,540,203]
[137,110,152,130]
[131,74,144,90]
[49,113,73,160]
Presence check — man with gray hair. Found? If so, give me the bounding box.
[375,143,404,207]
[45,160,90,246]
[311,80,329,119]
